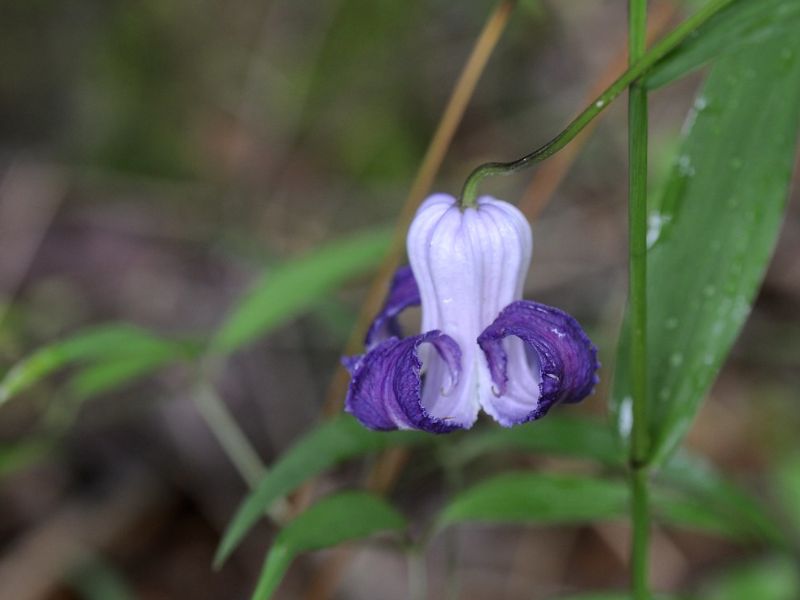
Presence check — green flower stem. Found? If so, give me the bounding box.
[459,0,734,208]
[631,466,650,598]
[628,0,650,598]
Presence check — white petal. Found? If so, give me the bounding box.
[406,194,533,427]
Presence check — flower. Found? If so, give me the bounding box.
[344,193,599,433]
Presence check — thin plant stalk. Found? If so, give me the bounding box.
[194,380,265,489]
[408,546,428,600]
[628,0,650,598]
[459,0,734,207]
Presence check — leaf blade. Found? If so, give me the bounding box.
[658,452,784,545]
[211,228,391,354]
[251,492,405,600]
[613,27,800,465]
[0,324,190,406]
[437,473,630,528]
[437,471,768,540]
[442,414,624,468]
[214,415,428,567]
[646,0,800,90]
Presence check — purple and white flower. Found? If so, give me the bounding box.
[344,194,599,433]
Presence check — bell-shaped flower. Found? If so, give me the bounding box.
[344,194,599,433]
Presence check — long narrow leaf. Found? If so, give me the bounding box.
[0,324,190,406]
[699,557,800,600]
[658,452,784,545]
[612,26,800,465]
[214,415,428,567]
[646,0,800,90]
[211,228,391,353]
[67,353,182,401]
[555,595,680,600]
[250,492,405,600]
[772,453,800,538]
[443,415,624,468]
[438,472,768,539]
[437,473,629,528]
[442,416,776,541]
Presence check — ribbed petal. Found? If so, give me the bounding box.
[344,330,468,433]
[477,300,599,426]
[364,266,420,349]
[407,194,532,425]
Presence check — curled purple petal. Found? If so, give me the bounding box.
[364,266,420,349]
[345,331,465,433]
[477,300,599,426]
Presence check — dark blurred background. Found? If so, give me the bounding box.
[1,1,799,598]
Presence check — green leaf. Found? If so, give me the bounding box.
[553,595,630,600]
[699,557,800,600]
[442,417,777,541]
[0,438,54,479]
[554,595,681,600]
[646,0,800,90]
[250,492,405,600]
[437,473,629,529]
[437,471,767,540]
[214,414,428,567]
[67,352,182,401]
[612,26,800,465]
[211,228,391,354]
[772,453,800,536]
[659,452,784,544]
[0,324,191,407]
[443,415,624,468]
[651,490,752,539]
[553,595,631,600]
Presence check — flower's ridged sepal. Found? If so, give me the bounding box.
[478,300,599,426]
[364,266,420,349]
[344,331,466,434]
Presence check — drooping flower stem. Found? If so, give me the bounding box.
[628,0,650,597]
[458,0,734,208]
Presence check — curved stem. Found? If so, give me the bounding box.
[459,0,734,207]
